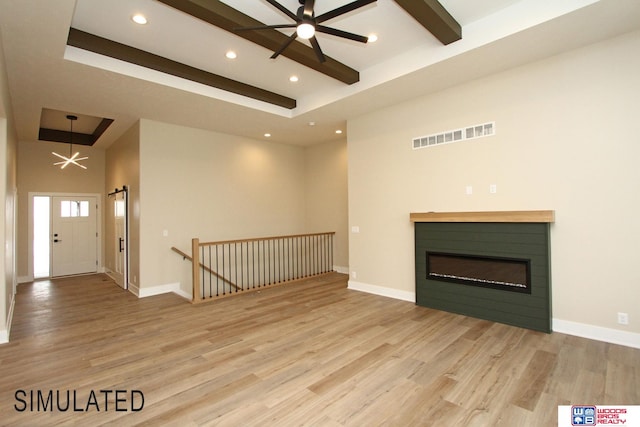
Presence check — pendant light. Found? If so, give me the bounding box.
[52,115,88,169]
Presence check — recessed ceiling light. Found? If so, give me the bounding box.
[367,34,378,43]
[289,75,299,83]
[132,14,147,25]
[264,133,271,138]
[336,130,343,134]
[225,51,237,59]
[308,121,315,126]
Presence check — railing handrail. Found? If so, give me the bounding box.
[198,231,336,247]
[171,246,238,290]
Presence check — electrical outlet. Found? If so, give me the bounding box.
[351,271,357,279]
[489,184,497,194]
[465,185,473,195]
[617,312,629,325]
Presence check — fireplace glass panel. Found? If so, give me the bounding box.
[426,252,531,294]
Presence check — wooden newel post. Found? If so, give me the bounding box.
[192,238,201,303]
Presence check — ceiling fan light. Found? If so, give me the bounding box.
[52,114,88,170]
[296,22,315,40]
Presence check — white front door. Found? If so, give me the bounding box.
[51,196,98,277]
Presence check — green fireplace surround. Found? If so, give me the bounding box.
[412,211,554,333]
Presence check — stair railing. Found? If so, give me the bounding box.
[174,232,335,303]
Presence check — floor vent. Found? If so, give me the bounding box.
[412,122,495,150]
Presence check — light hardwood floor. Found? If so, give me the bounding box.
[0,273,638,426]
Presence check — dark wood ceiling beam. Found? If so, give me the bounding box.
[67,28,296,110]
[157,0,360,85]
[92,118,115,142]
[38,128,95,146]
[393,0,461,45]
[39,118,114,146]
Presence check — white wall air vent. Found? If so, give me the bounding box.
[412,122,495,150]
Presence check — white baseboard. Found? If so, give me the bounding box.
[553,319,640,349]
[137,282,191,300]
[17,276,31,284]
[0,294,15,344]
[347,280,640,349]
[348,280,415,303]
[138,282,180,298]
[128,282,140,297]
[333,265,349,275]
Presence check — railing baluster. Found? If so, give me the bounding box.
[222,243,227,295]
[181,233,336,302]
[236,243,238,291]
[330,234,334,271]
[277,238,281,283]
[208,246,212,298]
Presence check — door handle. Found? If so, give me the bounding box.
[119,237,124,252]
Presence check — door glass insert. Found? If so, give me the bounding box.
[114,200,125,217]
[60,200,90,218]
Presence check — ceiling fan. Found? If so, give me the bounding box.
[235,0,376,63]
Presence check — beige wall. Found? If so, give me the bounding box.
[304,139,349,271]
[105,122,140,288]
[348,30,640,334]
[0,25,17,339]
[138,119,309,292]
[16,141,105,279]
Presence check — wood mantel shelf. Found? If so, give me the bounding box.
[410,210,555,223]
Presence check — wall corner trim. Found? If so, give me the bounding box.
[0,294,16,344]
[348,280,415,302]
[553,318,640,349]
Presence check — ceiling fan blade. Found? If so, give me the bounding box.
[303,0,315,18]
[235,24,297,31]
[316,0,376,24]
[316,25,369,43]
[270,32,298,59]
[310,36,326,63]
[264,0,297,21]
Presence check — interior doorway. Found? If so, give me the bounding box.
[31,193,101,279]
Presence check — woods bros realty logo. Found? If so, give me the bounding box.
[558,405,640,426]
